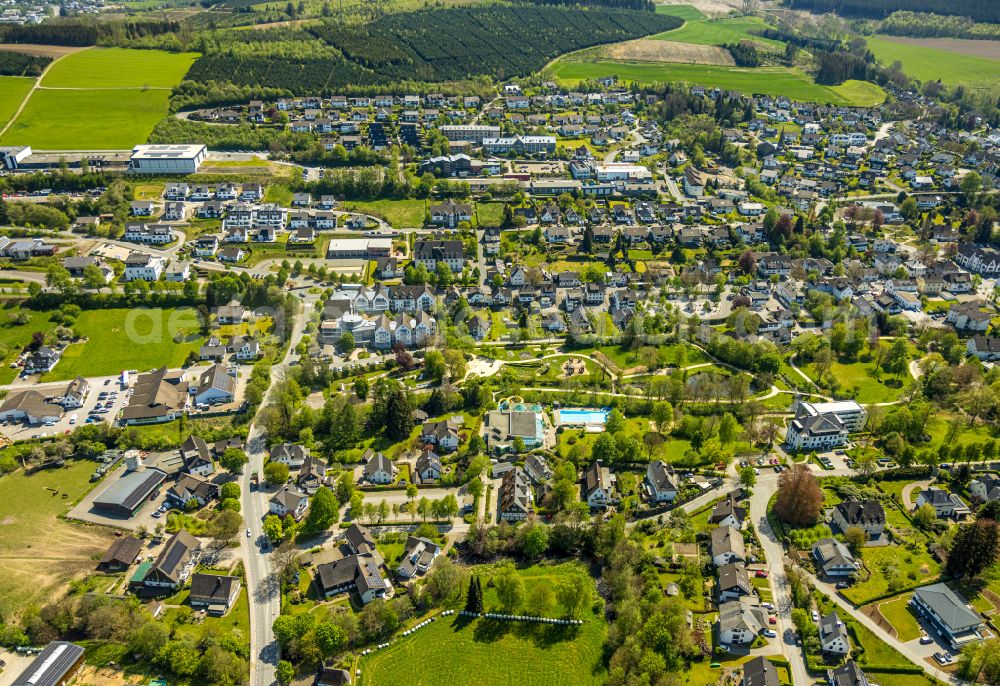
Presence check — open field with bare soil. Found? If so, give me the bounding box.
[0,43,84,58]
[599,38,734,65]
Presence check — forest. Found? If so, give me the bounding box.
[0,18,179,46]
[0,51,51,76]
[786,0,999,23]
[185,6,681,94]
[868,11,1000,40]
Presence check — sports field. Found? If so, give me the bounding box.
[40,47,198,88]
[0,47,197,149]
[0,76,33,130]
[548,61,885,106]
[867,36,1000,90]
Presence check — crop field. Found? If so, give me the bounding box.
[867,36,1000,90]
[0,48,197,149]
[42,307,204,381]
[0,76,33,130]
[548,61,884,106]
[0,460,113,619]
[653,15,784,51]
[598,38,734,66]
[40,47,198,88]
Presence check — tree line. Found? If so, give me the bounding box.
[786,0,999,23]
[0,50,52,77]
[0,18,179,46]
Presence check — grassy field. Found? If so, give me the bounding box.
[42,307,203,381]
[1,48,195,149]
[360,563,606,686]
[653,15,784,51]
[0,306,58,383]
[0,460,113,619]
[40,47,198,88]
[803,358,904,404]
[547,61,884,106]
[0,76,33,130]
[654,4,704,20]
[843,545,940,605]
[1,89,171,149]
[867,36,1000,90]
[876,593,922,642]
[343,199,426,228]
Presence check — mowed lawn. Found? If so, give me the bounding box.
[842,546,940,606]
[40,47,198,89]
[876,593,922,642]
[0,460,113,619]
[343,199,427,228]
[42,307,204,380]
[360,563,606,686]
[0,76,33,130]
[1,89,171,149]
[804,358,904,404]
[548,61,883,106]
[867,36,1000,90]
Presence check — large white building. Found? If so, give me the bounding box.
[785,400,866,452]
[439,124,500,143]
[123,252,166,281]
[796,401,868,432]
[130,144,207,175]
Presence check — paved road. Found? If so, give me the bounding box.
[239,287,319,686]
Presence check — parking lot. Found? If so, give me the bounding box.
[0,376,129,442]
[67,460,176,531]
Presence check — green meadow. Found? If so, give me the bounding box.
[653,15,784,51]
[548,61,884,106]
[0,76,33,131]
[867,36,1000,90]
[40,47,198,89]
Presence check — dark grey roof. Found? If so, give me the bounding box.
[189,573,239,604]
[93,468,166,511]
[742,657,779,686]
[828,661,869,686]
[835,499,885,527]
[99,536,143,567]
[11,641,84,686]
[914,583,982,632]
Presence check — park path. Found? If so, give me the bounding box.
[0,46,88,138]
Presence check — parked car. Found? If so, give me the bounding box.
[811,610,819,622]
[763,630,777,638]
[919,636,934,645]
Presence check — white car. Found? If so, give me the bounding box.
[811,610,819,622]
[246,528,252,537]
[763,629,777,638]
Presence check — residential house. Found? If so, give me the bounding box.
[189,573,241,615]
[644,460,677,503]
[709,494,747,529]
[719,598,766,645]
[811,538,858,578]
[397,536,441,579]
[583,460,616,509]
[269,486,309,520]
[498,467,534,521]
[911,583,984,650]
[830,500,885,539]
[711,525,746,568]
[819,612,850,656]
[363,450,398,485]
[718,563,753,601]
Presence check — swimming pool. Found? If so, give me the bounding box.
[558,408,608,426]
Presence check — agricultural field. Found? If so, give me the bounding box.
[654,4,705,21]
[547,61,885,106]
[867,36,1000,90]
[42,307,204,381]
[359,563,606,686]
[0,459,114,619]
[653,15,784,51]
[0,48,196,149]
[39,47,198,88]
[0,76,32,130]
[597,39,734,66]
[1,88,171,150]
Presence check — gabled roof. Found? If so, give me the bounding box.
[742,656,779,686]
[189,573,239,604]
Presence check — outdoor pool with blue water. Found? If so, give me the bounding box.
[558,408,609,425]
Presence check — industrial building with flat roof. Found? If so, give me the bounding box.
[11,641,85,686]
[130,144,207,175]
[92,467,166,517]
[326,238,392,259]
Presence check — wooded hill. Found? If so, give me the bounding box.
[185,6,682,93]
[786,0,999,23]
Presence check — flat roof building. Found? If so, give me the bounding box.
[130,144,207,175]
[326,238,392,259]
[92,467,166,517]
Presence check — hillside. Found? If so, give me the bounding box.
[184,6,682,93]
